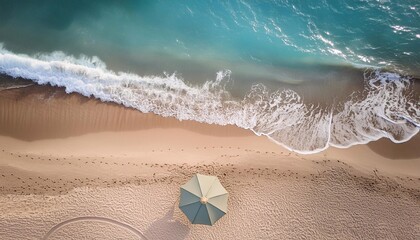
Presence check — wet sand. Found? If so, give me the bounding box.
[0,83,419,239]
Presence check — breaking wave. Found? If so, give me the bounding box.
[0,46,418,154]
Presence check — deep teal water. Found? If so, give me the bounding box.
[0,0,419,78]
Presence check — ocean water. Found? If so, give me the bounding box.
[0,0,419,153]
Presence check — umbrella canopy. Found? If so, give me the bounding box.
[179,173,228,226]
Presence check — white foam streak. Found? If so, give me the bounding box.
[0,46,418,154]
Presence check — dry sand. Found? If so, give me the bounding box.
[0,84,419,239]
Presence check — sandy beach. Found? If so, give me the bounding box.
[0,83,419,239]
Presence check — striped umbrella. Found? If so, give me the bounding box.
[179,173,228,226]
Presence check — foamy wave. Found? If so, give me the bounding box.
[0,46,418,154]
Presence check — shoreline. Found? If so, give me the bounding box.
[0,83,419,196]
[0,82,419,174]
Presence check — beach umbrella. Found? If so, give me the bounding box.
[179,173,228,226]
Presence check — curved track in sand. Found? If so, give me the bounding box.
[42,216,148,240]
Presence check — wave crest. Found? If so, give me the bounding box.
[0,46,418,153]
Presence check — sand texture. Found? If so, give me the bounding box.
[0,83,419,239]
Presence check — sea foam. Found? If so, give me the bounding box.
[0,46,418,154]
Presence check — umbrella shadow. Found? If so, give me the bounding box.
[144,206,190,240]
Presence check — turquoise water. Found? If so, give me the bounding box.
[0,0,419,153]
[1,0,419,77]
